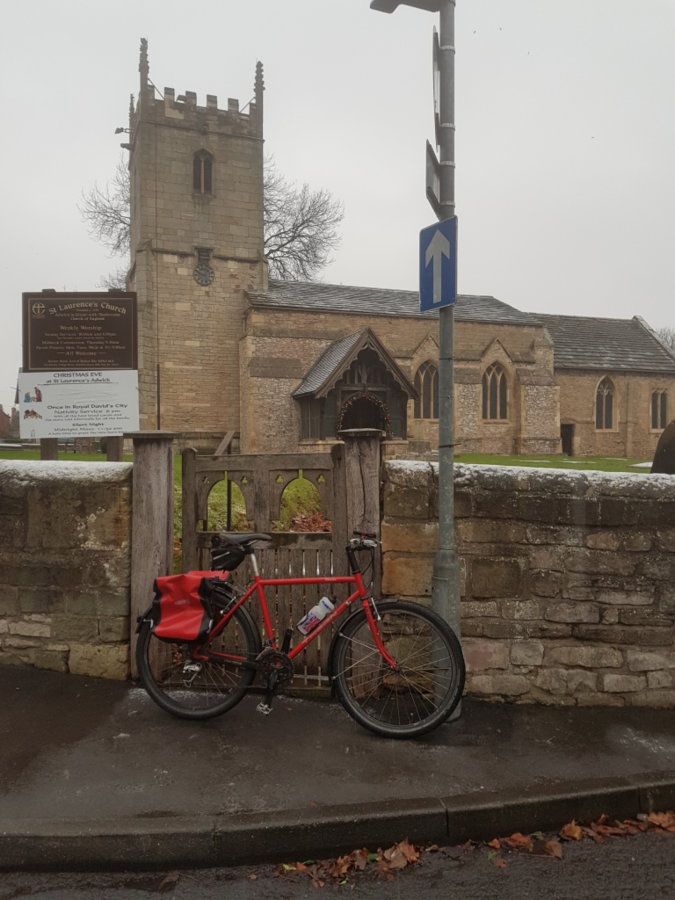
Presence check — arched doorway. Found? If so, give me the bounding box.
[339,393,388,433]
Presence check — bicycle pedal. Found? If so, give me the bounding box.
[256,701,273,716]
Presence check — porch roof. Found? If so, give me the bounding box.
[293,328,417,400]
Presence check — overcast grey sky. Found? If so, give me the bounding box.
[1,0,673,414]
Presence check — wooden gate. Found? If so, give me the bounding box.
[181,439,381,693]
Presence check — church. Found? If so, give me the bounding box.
[128,43,675,460]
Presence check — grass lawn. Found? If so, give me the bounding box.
[454,452,648,474]
[0,447,649,481]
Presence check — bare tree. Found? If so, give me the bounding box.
[79,158,131,256]
[263,158,344,280]
[80,156,343,283]
[656,326,675,352]
[97,267,129,290]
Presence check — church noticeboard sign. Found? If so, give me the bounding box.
[18,370,140,440]
[22,292,138,372]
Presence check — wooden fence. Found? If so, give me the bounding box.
[180,432,382,693]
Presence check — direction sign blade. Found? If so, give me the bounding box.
[426,140,442,219]
[433,28,441,150]
[419,217,458,313]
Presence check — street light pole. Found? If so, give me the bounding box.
[370,0,460,641]
[433,1,460,641]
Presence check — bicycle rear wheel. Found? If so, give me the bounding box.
[332,600,464,738]
[136,606,261,720]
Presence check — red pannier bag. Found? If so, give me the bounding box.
[150,570,230,642]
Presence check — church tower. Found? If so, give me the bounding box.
[128,39,265,436]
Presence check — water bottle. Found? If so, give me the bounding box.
[296,596,335,635]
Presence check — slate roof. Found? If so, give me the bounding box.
[293,328,416,399]
[536,314,675,374]
[249,279,536,326]
[293,332,363,398]
[247,279,675,376]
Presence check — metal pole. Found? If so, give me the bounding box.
[431,0,460,640]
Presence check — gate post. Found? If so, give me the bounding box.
[339,428,383,593]
[129,431,174,677]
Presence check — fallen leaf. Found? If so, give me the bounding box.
[594,823,630,837]
[582,826,604,844]
[487,838,501,850]
[352,849,369,871]
[533,839,563,859]
[493,857,508,869]
[157,872,180,892]
[646,812,675,830]
[503,832,534,852]
[560,821,582,841]
[397,840,420,864]
[248,874,257,881]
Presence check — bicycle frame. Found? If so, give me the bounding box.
[193,549,397,669]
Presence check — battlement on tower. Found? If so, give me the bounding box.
[130,38,264,140]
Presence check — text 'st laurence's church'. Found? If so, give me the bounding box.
[128,40,675,459]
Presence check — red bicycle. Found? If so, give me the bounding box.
[136,533,465,738]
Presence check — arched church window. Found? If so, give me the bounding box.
[193,150,213,194]
[595,377,614,430]
[482,363,508,420]
[651,390,667,430]
[414,361,439,419]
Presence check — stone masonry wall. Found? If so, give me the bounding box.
[556,370,674,460]
[242,305,559,454]
[129,80,265,433]
[382,461,675,708]
[0,461,132,679]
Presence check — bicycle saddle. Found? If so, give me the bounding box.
[216,532,272,546]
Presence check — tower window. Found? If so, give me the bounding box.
[651,390,667,430]
[482,363,508,420]
[414,361,439,419]
[595,377,614,430]
[193,150,213,194]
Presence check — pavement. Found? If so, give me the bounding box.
[0,666,674,871]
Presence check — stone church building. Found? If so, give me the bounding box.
[128,44,675,460]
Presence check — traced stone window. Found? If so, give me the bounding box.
[651,390,667,430]
[482,363,508,420]
[595,377,615,430]
[193,150,213,194]
[414,361,439,419]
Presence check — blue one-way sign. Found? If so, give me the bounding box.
[419,217,457,312]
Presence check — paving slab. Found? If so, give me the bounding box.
[0,667,673,869]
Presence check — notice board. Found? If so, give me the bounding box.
[22,292,137,372]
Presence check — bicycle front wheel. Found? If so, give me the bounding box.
[333,600,464,738]
[136,606,261,720]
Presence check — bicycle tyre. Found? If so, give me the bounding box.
[332,600,464,738]
[136,605,261,720]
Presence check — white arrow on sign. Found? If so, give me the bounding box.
[425,228,451,304]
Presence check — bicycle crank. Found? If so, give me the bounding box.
[255,648,294,715]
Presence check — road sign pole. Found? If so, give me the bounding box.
[431,0,460,641]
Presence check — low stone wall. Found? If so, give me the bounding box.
[0,461,132,679]
[382,461,675,708]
